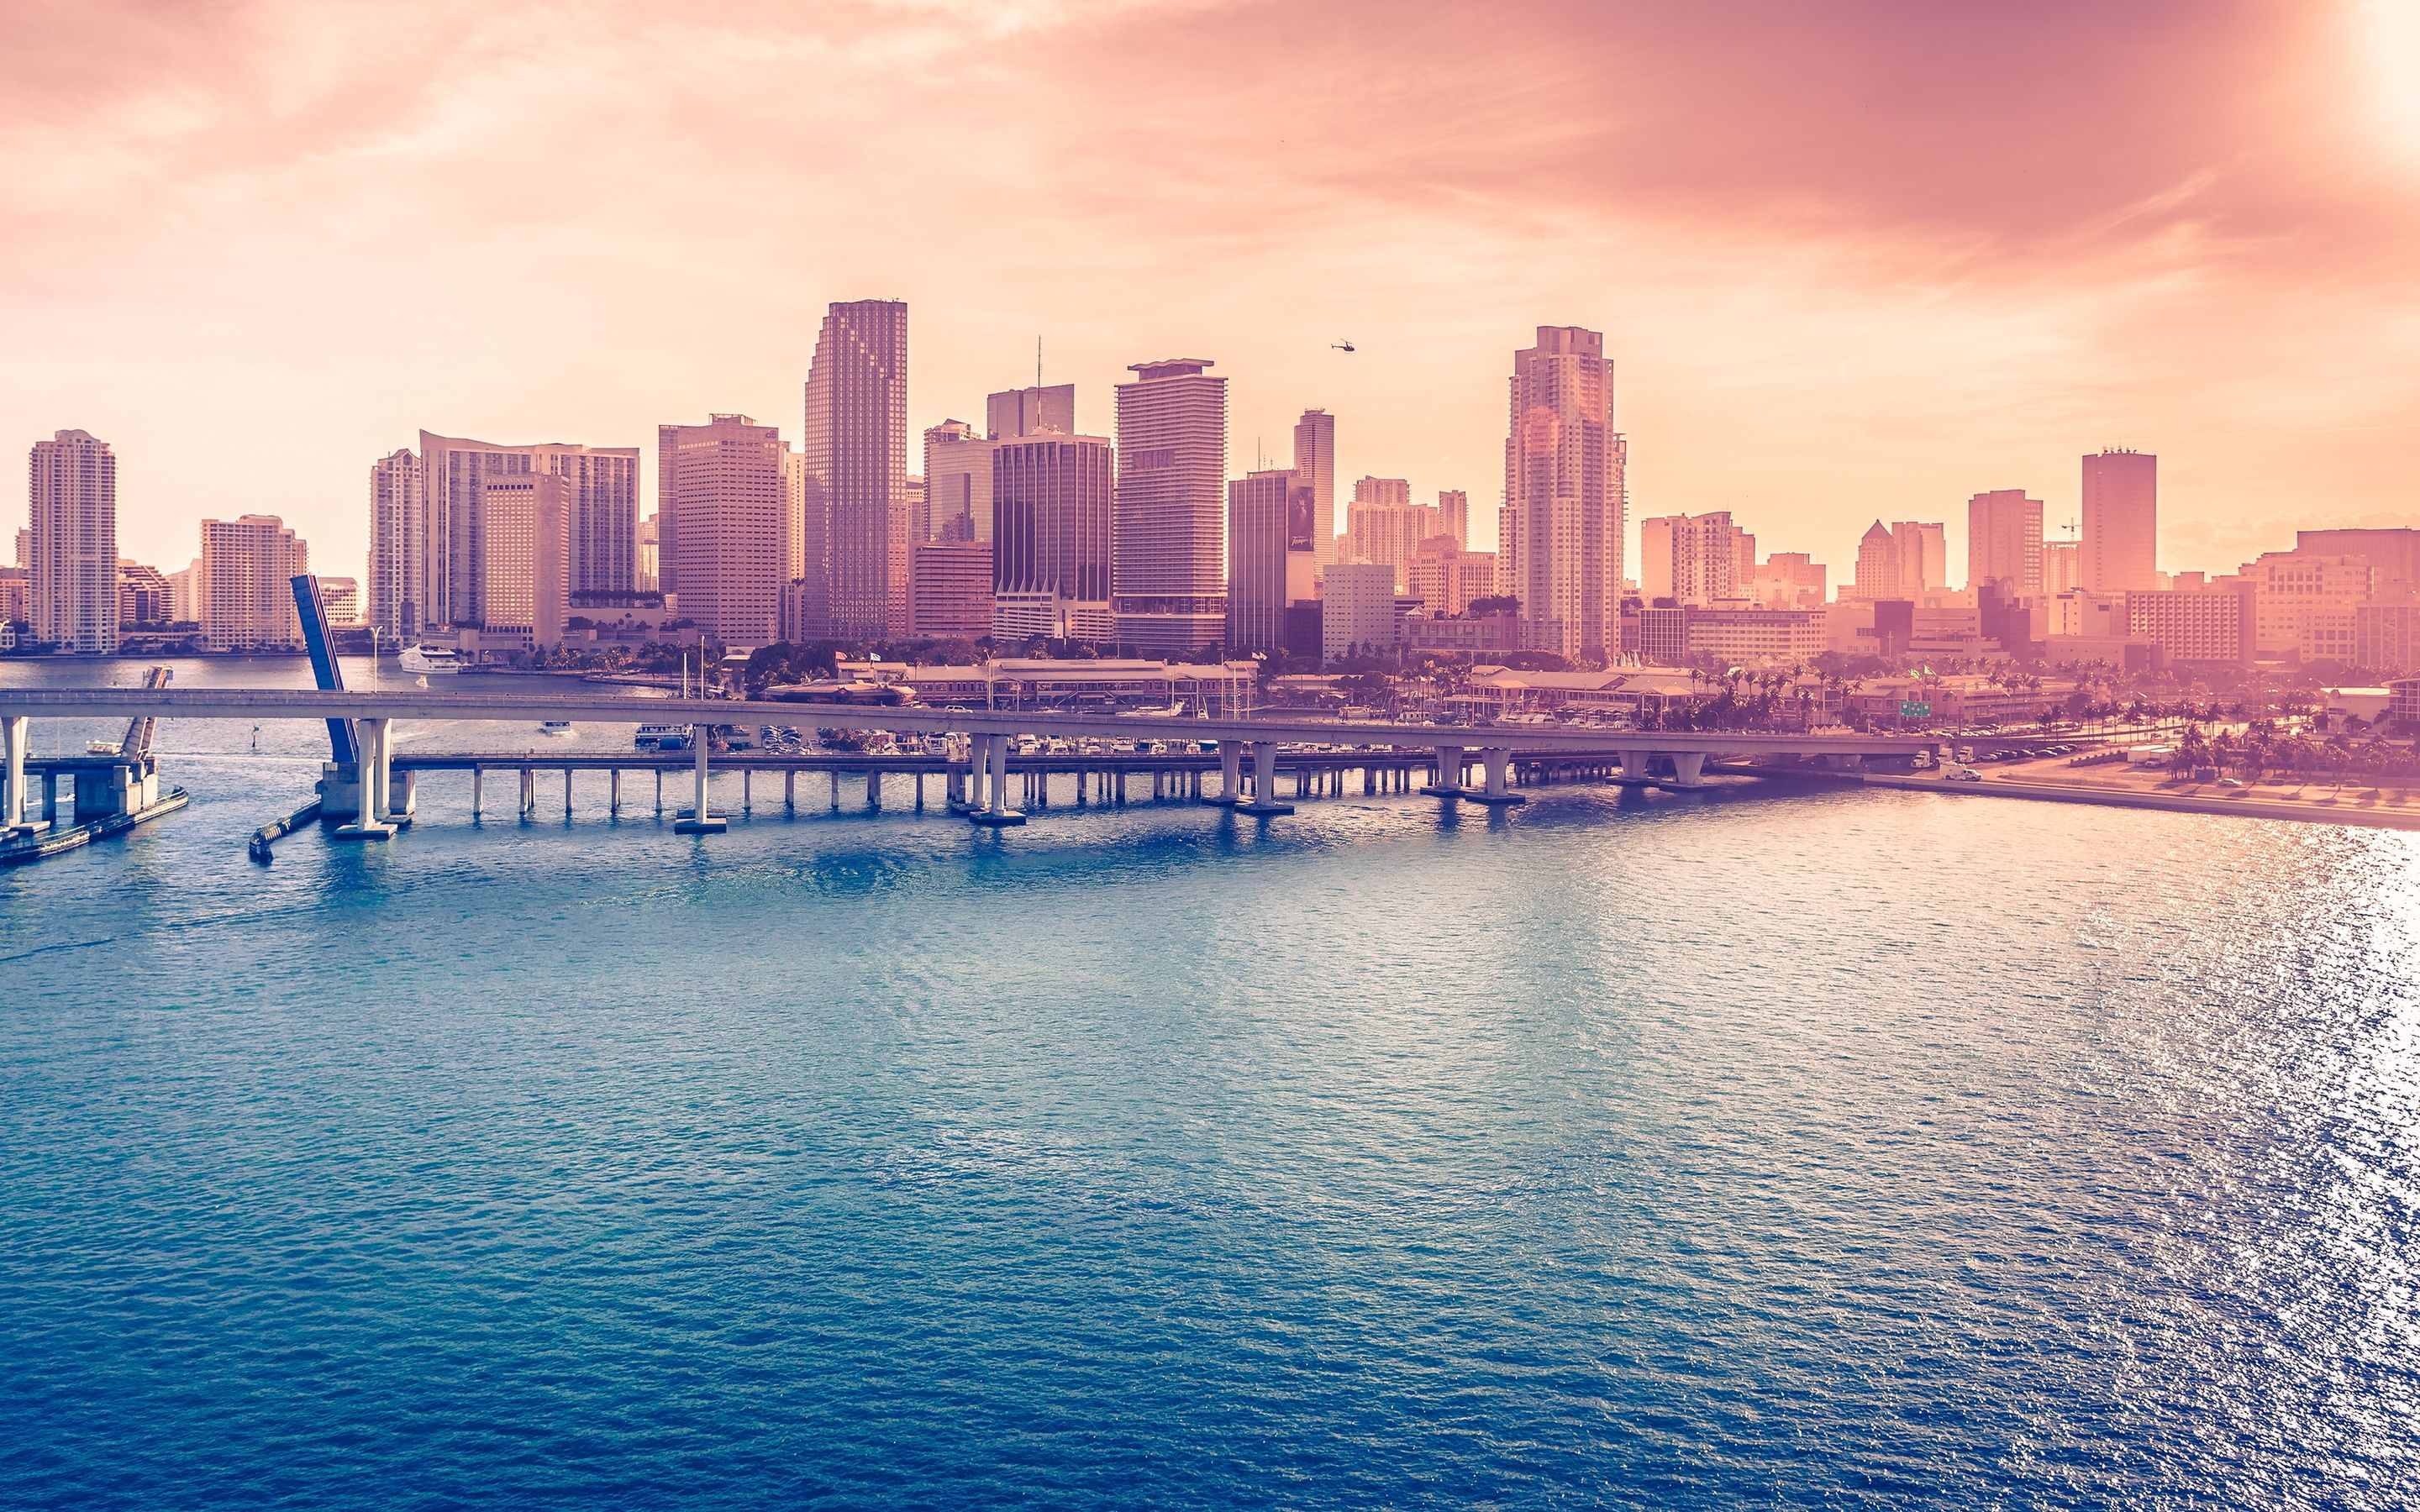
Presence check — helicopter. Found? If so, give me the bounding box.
[1331,339,1355,352]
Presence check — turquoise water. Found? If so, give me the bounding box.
[4,658,2418,1508]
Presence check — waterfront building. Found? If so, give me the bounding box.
[318,576,362,628]
[1501,326,1625,660]
[197,514,308,651]
[992,431,1114,643]
[906,541,994,641]
[1322,561,1399,664]
[1639,511,1754,606]
[2238,550,2376,659]
[367,449,424,638]
[116,559,171,629]
[417,434,639,630]
[0,565,27,629]
[2127,581,2256,666]
[1227,468,1317,654]
[801,297,911,640]
[27,428,118,653]
[1113,358,1228,653]
[2082,449,2157,593]
[1682,606,1833,667]
[656,414,788,647]
[1292,410,1336,570]
[476,470,570,648]
[1967,489,2044,597]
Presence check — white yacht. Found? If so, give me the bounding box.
[539,719,576,738]
[397,643,465,675]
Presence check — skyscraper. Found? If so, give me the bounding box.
[1113,358,1228,653]
[419,433,638,629]
[801,298,910,641]
[1638,511,1754,606]
[1967,489,2044,596]
[1852,521,1902,601]
[992,431,1114,643]
[476,471,569,648]
[367,449,424,638]
[27,428,118,654]
[987,384,1075,443]
[1502,326,1624,660]
[1436,489,1469,550]
[196,514,308,652]
[2082,449,2157,592]
[656,415,788,647]
[1292,410,1335,570]
[924,419,991,546]
[1892,522,1947,596]
[1227,467,1315,654]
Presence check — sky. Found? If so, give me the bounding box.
[5,0,2418,585]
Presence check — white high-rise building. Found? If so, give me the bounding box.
[367,449,424,638]
[658,415,789,648]
[1292,409,1336,570]
[2083,449,2158,593]
[1113,358,1228,653]
[197,514,308,652]
[1502,327,1625,660]
[476,471,570,648]
[801,298,910,641]
[27,428,118,654]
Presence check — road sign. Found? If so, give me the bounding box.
[1901,701,1932,719]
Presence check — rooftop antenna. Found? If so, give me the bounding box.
[1036,335,1043,390]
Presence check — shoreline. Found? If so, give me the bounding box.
[1844,769,2420,832]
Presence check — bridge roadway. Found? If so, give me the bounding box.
[0,686,1933,837]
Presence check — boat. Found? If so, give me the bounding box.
[84,739,123,756]
[397,643,465,675]
[635,724,692,753]
[539,719,576,738]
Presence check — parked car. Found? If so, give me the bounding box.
[1945,767,1984,782]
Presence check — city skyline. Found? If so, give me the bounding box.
[6,3,2417,585]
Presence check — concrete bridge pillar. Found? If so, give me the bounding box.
[1670,752,1708,787]
[1211,739,1243,805]
[1616,750,1651,784]
[610,769,622,815]
[2,715,28,833]
[971,730,1025,826]
[1467,748,1525,806]
[1422,744,1465,797]
[865,769,881,809]
[1239,741,1293,815]
[334,717,395,840]
[519,768,534,817]
[676,723,725,833]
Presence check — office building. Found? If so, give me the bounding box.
[1851,521,1900,601]
[1967,489,2044,596]
[2082,449,2157,592]
[1227,468,1317,654]
[2239,550,2375,659]
[987,384,1075,444]
[906,541,995,641]
[635,517,660,595]
[657,414,788,647]
[1894,522,1946,595]
[2296,528,2420,601]
[418,433,639,629]
[197,514,308,651]
[992,431,1114,643]
[924,420,992,546]
[801,297,911,640]
[1323,561,1399,664]
[1292,410,1336,570]
[366,449,425,638]
[476,470,570,648]
[1502,326,1625,659]
[27,428,118,653]
[1113,357,1228,652]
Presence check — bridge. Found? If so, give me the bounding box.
[0,684,1933,848]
